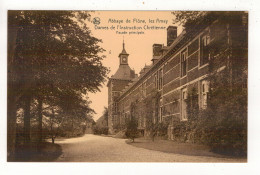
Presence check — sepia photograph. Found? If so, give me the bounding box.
[6,10,248,163]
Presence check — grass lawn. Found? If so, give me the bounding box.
[126,137,246,159]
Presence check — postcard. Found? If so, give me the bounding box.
[6,10,248,163]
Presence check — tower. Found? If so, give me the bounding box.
[107,40,136,134]
[118,39,129,65]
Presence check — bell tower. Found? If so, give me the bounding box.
[118,39,129,65]
[107,40,136,134]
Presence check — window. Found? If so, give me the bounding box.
[201,80,209,109]
[159,98,163,122]
[113,102,118,113]
[158,69,163,90]
[181,88,188,120]
[155,69,163,90]
[159,107,163,122]
[112,92,119,99]
[142,81,146,97]
[181,50,187,77]
[154,73,158,89]
[200,33,210,66]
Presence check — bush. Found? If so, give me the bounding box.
[93,126,109,135]
[157,122,168,137]
[197,94,247,156]
[125,117,139,142]
[171,118,188,142]
[170,87,247,157]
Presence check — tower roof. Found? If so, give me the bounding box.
[119,39,129,57]
[111,65,135,80]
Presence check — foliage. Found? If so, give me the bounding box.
[125,102,139,142]
[41,90,94,142]
[8,11,108,159]
[201,69,247,156]
[42,107,63,143]
[125,117,138,142]
[172,11,207,27]
[170,89,202,143]
[142,90,161,140]
[113,123,126,132]
[93,107,109,135]
[93,126,109,135]
[9,11,108,97]
[202,12,247,156]
[172,11,247,35]
[157,122,169,137]
[147,116,170,141]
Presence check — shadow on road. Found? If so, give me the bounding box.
[13,142,62,162]
[126,138,247,161]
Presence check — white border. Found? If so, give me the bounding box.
[1,0,260,175]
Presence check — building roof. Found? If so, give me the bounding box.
[117,30,188,100]
[121,47,128,55]
[111,64,135,80]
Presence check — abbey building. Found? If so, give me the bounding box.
[107,12,248,139]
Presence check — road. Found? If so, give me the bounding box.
[54,134,245,162]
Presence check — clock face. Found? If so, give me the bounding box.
[122,57,127,63]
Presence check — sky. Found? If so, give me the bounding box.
[86,11,183,121]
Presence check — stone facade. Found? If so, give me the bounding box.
[107,13,247,138]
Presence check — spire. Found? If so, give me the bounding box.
[119,37,128,56]
[123,36,125,50]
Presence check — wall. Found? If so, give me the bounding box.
[112,19,230,139]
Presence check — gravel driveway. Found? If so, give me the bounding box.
[54,134,245,162]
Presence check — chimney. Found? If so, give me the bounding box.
[139,68,144,77]
[167,26,177,46]
[151,44,163,64]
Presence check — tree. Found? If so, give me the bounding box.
[93,107,109,135]
[46,89,94,141]
[7,11,109,160]
[172,11,207,27]
[43,106,63,144]
[126,117,138,143]
[143,90,161,141]
[125,102,139,142]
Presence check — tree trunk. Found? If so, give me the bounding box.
[24,94,31,144]
[36,97,43,152]
[7,11,20,162]
[7,94,18,161]
[52,137,55,144]
[37,97,43,143]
